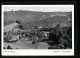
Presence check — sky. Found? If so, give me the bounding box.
[2,5,74,12]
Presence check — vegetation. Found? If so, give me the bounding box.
[4,11,72,49]
[4,23,72,49]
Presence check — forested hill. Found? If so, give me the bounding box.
[4,10,72,22]
[4,10,72,29]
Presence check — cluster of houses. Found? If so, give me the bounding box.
[4,22,50,42]
[4,23,26,42]
[4,20,71,43]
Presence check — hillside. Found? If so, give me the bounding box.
[4,10,72,29]
[4,10,45,23]
[3,10,72,49]
[22,15,71,29]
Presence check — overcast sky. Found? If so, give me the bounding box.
[2,5,74,12]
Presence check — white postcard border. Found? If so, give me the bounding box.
[1,5,74,56]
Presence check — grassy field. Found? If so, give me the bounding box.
[4,39,49,49]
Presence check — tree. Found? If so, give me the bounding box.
[16,19,21,24]
[19,25,23,29]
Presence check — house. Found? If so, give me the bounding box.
[9,35,20,42]
[13,28,21,32]
[39,26,42,29]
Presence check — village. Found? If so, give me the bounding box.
[3,19,72,49]
[3,20,52,49]
[3,10,72,49]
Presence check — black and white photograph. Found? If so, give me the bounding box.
[1,5,74,56]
